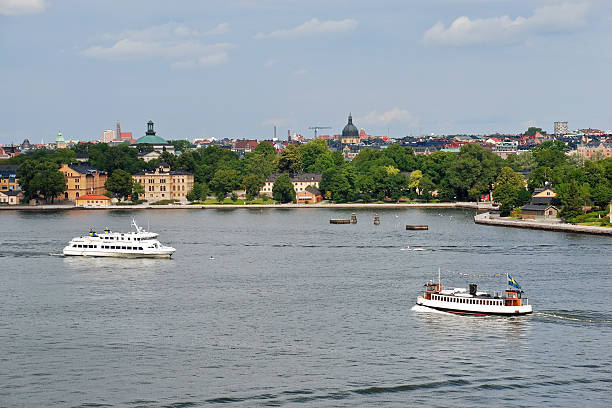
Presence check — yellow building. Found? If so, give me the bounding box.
[532,187,557,198]
[259,173,322,196]
[59,163,108,201]
[132,162,194,203]
[75,194,111,207]
[0,164,19,192]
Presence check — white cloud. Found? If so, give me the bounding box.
[359,108,418,126]
[423,2,590,46]
[264,59,278,67]
[206,22,229,35]
[81,22,233,68]
[254,18,358,39]
[0,0,45,15]
[293,68,309,76]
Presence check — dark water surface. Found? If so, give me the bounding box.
[1,208,611,407]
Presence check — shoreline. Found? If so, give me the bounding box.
[474,212,612,236]
[0,202,493,211]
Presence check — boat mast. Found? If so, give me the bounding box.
[438,266,441,287]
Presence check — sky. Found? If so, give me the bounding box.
[1,0,611,144]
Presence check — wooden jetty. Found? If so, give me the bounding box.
[406,224,428,230]
[330,219,351,224]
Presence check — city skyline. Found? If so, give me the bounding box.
[1,0,611,144]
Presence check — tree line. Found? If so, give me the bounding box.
[2,139,611,217]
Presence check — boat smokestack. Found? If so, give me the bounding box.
[469,283,477,296]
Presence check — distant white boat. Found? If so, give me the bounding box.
[62,220,175,258]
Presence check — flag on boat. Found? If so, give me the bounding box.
[507,274,521,289]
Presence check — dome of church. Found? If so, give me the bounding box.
[342,114,359,137]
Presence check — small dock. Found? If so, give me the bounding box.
[406,225,428,230]
[330,219,351,224]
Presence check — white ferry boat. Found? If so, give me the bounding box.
[416,272,532,316]
[62,220,175,258]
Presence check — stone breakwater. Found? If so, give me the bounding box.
[474,212,612,236]
[0,202,493,211]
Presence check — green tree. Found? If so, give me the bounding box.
[18,160,66,203]
[132,182,144,202]
[560,180,583,219]
[272,173,296,203]
[104,169,134,201]
[170,139,192,153]
[409,170,423,191]
[383,144,417,172]
[278,144,303,174]
[300,139,329,172]
[493,167,528,216]
[186,182,209,202]
[210,168,240,201]
[418,176,436,202]
[524,127,542,136]
[242,174,265,200]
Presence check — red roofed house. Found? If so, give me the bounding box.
[75,194,111,207]
[232,139,259,155]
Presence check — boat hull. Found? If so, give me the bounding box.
[62,248,174,259]
[417,297,532,316]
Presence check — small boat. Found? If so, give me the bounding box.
[416,270,532,316]
[62,219,176,258]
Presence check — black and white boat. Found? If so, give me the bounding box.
[416,270,532,316]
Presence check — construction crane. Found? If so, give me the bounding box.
[308,126,332,138]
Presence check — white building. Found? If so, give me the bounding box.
[101,129,115,143]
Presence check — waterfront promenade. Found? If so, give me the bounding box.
[474,212,612,235]
[0,202,493,211]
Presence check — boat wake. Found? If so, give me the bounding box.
[535,310,612,326]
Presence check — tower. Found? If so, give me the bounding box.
[146,120,156,136]
[116,121,121,141]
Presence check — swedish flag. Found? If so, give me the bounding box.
[507,274,521,289]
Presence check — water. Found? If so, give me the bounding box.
[1,208,611,407]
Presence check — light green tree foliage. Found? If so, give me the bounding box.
[278,144,303,174]
[104,169,134,201]
[300,139,329,172]
[409,170,423,190]
[272,174,296,203]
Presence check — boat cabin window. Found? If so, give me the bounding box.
[138,247,143,250]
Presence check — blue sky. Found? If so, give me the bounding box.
[1,0,610,144]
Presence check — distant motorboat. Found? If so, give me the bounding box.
[62,220,175,258]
